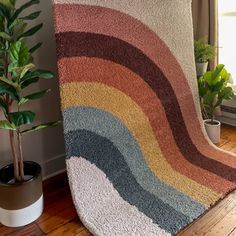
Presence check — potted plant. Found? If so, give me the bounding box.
[0,0,59,227]
[194,38,215,77]
[198,64,234,143]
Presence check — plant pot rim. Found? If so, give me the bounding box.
[204,119,221,126]
[0,161,41,187]
[196,61,208,64]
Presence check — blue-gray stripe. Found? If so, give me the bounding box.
[65,129,190,234]
[63,106,206,219]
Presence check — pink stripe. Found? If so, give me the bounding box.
[53,4,236,167]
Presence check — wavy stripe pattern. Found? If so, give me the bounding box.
[53,1,236,235]
[59,57,235,193]
[63,106,206,218]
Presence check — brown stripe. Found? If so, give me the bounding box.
[55,32,236,182]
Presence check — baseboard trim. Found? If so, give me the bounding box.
[216,116,236,127]
[43,168,66,181]
[42,153,66,179]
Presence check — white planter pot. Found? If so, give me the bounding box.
[0,195,43,227]
[196,62,208,77]
[204,119,221,144]
[0,162,43,227]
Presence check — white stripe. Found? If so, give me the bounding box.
[67,157,170,236]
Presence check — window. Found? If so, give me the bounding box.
[218,1,236,84]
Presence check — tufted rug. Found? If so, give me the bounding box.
[52,1,236,235]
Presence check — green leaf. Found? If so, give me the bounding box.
[198,79,208,98]
[18,23,43,39]
[29,42,42,53]
[8,110,35,126]
[213,99,222,109]
[20,11,41,20]
[33,70,54,79]
[0,120,16,130]
[219,87,234,100]
[0,96,8,113]
[9,18,23,30]
[25,89,50,100]
[18,89,50,105]
[12,21,27,39]
[202,71,213,85]
[0,80,19,100]
[12,0,39,20]
[21,69,54,88]
[203,91,217,106]
[0,0,14,10]
[212,80,225,93]
[21,121,61,134]
[0,31,11,41]
[220,68,229,81]
[20,77,38,88]
[0,76,19,90]
[19,63,35,78]
[0,4,10,20]
[9,41,30,69]
[0,15,5,31]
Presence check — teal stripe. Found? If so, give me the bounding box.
[63,106,206,219]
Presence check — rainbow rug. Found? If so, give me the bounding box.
[52,0,236,235]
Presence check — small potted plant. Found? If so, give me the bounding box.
[198,64,234,143]
[0,0,59,227]
[194,38,215,77]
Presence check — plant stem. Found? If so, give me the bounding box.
[9,130,20,181]
[4,49,21,181]
[17,130,24,181]
[211,107,214,124]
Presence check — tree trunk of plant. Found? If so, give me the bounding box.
[17,131,24,181]
[9,130,20,181]
[210,108,214,124]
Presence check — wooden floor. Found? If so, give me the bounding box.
[0,124,236,236]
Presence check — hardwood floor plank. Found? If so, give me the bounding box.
[37,206,77,234]
[178,191,236,236]
[76,229,93,236]
[0,226,20,235]
[221,142,236,152]
[0,223,44,236]
[47,218,85,236]
[37,195,74,224]
[205,206,236,236]
[229,228,236,236]
[6,223,44,236]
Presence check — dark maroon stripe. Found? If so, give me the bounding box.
[55,31,236,182]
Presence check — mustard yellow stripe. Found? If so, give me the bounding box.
[61,82,220,205]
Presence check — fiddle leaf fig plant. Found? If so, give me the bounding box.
[0,0,60,182]
[198,64,234,123]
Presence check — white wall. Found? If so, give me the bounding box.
[0,0,66,179]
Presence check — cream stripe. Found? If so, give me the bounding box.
[61,82,220,205]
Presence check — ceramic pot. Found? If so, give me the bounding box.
[196,62,208,77]
[204,119,221,144]
[0,161,43,227]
